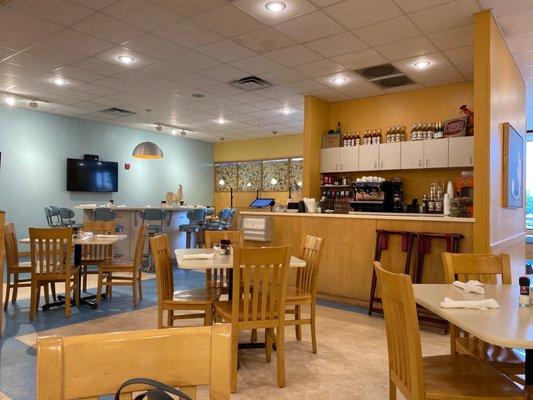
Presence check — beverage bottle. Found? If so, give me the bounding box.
[355,132,361,145]
[377,129,382,144]
[386,127,391,143]
[422,195,429,213]
[411,124,417,141]
[351,132,355,146]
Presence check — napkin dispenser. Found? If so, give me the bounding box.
[287,201,300,213]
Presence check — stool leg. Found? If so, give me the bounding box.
[186,232,191,249]
[4,272,11,310]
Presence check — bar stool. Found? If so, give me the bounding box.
[368,229,415,316]
[139,209,168,271]
[414,232,463,283]
[94,208,123,233]
[204,208,236,231]
[179,209,206,248]
[59,208,83,228]
[44,206,63,227]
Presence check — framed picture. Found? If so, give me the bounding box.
[502,122,524,208]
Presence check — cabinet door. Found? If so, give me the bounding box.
[400,141,424,169]
[379,142,401,170]
[320,148,339,173]
[358,144,379,171]
[424,138,449,168]
[448,136,473,167]
[338,146,359,172]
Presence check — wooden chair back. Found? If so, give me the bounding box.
[36,324,232,400]
[296,235,324,295]
[82,220,115,261]
[374,262,424,399]
[442,253,512,284]
[4,222,20,268]
[204,230,244,289]
[232,246,291,330]
[29,228,73,278]
[132,225,148,268]
[150,234,174,302]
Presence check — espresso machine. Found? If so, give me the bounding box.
[350,179,403,212]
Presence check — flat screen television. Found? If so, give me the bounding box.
[67,158,118,192]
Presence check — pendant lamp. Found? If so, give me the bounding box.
[132,109,164,159]
[218,137,226,186]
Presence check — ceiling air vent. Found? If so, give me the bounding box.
[354,63,402,80]
[372,75,416,89]
[100,107,137,117]
[230,76,272,91]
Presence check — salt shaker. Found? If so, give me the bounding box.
[519,276,530,307]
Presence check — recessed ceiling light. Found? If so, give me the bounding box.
[332,77,346,85]
[118,55,135,64]
[4,96,15,106]
[216,117,227,125]
[171,128,178,135]
[414,61,431,69]
[52,77,67,86]
[265,1,286,12]
[281,107,292,114]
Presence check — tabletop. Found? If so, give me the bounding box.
[20,234,127,246]
[413,284,533,349]
[175,248,306,270]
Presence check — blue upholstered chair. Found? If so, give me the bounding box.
[94,208,123,233]
[139,209,168,270]
[59,208,83,228]
[44,206,64,228]
[204,208,237,231]
[179,208,207,248]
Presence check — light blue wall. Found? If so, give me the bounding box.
[0,107,214,237]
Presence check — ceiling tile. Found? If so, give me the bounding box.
[92,77,136,91]
[409,0,480,34]
[353,16,421,47]
[0,27,38,51]
[515,51,533,67]
[227,92,266,103]
[203,83,245,96]
[196,40,256,63]
[455,61,474,80]
[232,27,297,53]
[140,62,189,80]
[154,20,222,48]
[52,66,105,83]
[310,0,344,6]
[256,85,295,98]
[9,0,93,26]
[4,51,65,72]
[72,0,119,10]
[75,83,117,96]
[193,5,266,37]
[394,0,452,13]
[293,59,345,78]
[229,55,285,74]
[166,50,220,70]
[149,0,227,18]
[199,64,247,81]
[263,45,322,67]
[410,65,465,86]
[24,41,87,64]
[112,70,163,85]
[232,0,317,25]
[0,47,16,61]
[72,100,109,112]
[284,79,328,93]
[0,8,64,40]
[122,33,186,60]
[507,33,533,54]
[47,29,114,56]
[428,24,474,51]
[375,36,437,61]
[72,57,127,75]
[305,32,367,58]
[393,52,451,74]
[331,48,387,70]
[273,11,345,42]
[72,13,145,44]
[443,45,473,64]
[96,46,157,69]
[336,81,383,98]
[314,70,363,87]
[259,68,306,84]
[499,9,533,37]
[0,61,43,79]
[306,88,351,101]
[324,0,402,30]
[173,72,219,88]
[478,0,533,17]
[102,0,179,31]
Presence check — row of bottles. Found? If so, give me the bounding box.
[410,122,444,141]
[385,126,407,143]
[420,181,454,214]
[342,129,383,147]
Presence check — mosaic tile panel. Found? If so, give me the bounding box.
[214,162,238,192]
[237,161,261,191]
[289,158,303,191]
[262,159,289,191]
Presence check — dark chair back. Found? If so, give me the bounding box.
[186,209,207,227]
[94,208,117,221]
[59,208,76,227]
[44,206,64,227]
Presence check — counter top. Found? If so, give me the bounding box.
[240,210,475,223]
[75,205,212,211]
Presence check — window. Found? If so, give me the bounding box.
[526,139,533,230]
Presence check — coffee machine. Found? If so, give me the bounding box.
[350,179,403,212]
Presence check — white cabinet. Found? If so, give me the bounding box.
[379,143,401,170]
[320,148,339,173]
[339,146,359,172]
[359,144,380,171]
[401,141,424,169]
[424,138,449,168]
[448,136,474,167]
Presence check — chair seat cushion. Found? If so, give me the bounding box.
[164,288,221,305]
[456,337,525,370]
[423,354,524,399]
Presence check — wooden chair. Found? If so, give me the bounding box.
[374,261,525,400]
[36,324,231,399]
[150,234,221,328]
[204,230,244,293]
[81,220,115,293]
[29,228,80,320]
[442,252,525,380]
[214,246,291,393]
[4,222,56,309]
[284,235,324,353]
[96,225,148,307]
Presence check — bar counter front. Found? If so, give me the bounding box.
[240,211,474,307]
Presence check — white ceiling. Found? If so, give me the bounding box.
[0,0,531,141]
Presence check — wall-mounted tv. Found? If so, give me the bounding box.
[67,158,118,192]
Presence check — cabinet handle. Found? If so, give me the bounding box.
[425,159,429,167]
[380,161,384,169]
[469,156,472,165]
[374,161,377,170]
[341,163,344,170]
[419,159,422,167]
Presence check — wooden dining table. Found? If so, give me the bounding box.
[413,284,533,388]
[20,234,127,309]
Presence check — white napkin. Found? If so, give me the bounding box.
[440,297,499,310]
[96,234,119,239]
[453,280,485,294]
[182,253,214,260]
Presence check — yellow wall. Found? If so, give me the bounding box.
[213,133,303,211]
[474,10,526,278]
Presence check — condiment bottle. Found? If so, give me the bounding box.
[519,276,530,308]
